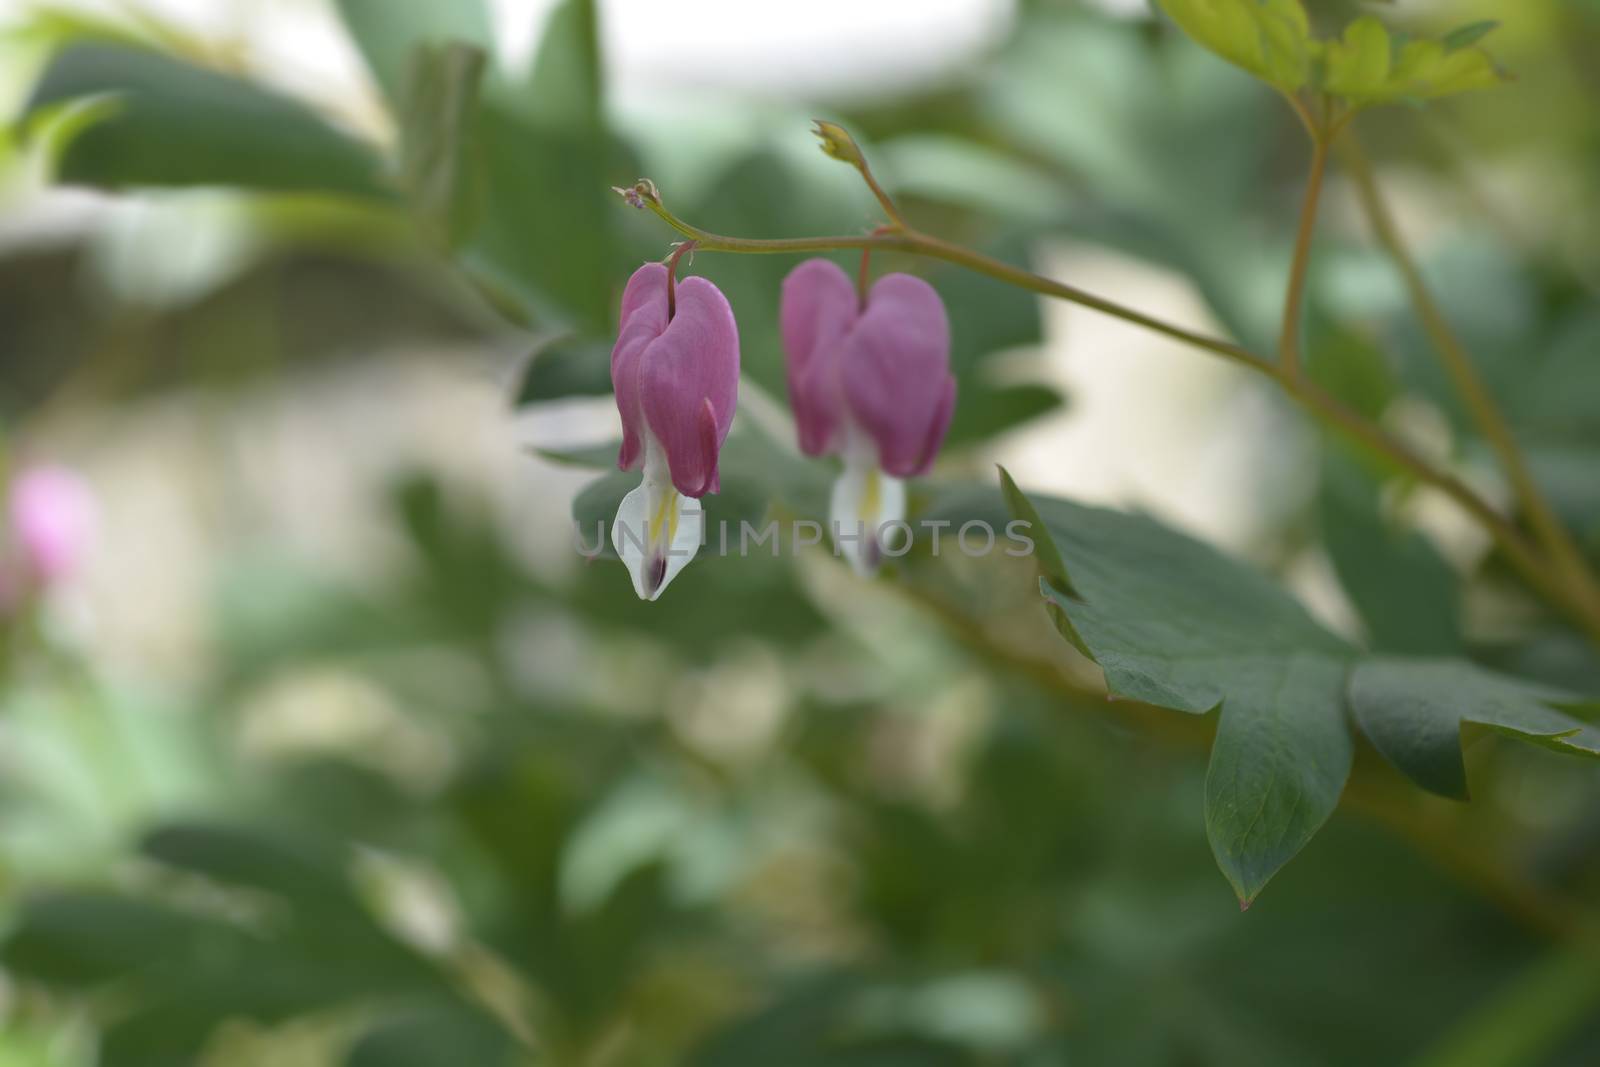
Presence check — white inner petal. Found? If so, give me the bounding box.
[612,443,705,601]
[829,435,905,577]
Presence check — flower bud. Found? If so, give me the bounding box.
[612,179,660,210]
[811,120,865,168]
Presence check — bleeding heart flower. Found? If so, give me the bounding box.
[610,260,739,600]
[8,465,95,587]
[781,258,955,574]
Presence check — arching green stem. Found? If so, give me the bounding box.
[612,173,1600,645]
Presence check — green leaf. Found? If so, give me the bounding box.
[347,1007,514,1067]
[1203,654,1353,906]
[1525,445,1600,550]
[1306,316,1397,422]
[333,0,492,108]
[99,1002,222,1067]
[1322,15,1392,100]
[140,823,357,914]
[3,891,231,987]
[533,441,620,469]
[462,102,632,333]
[989,483,1354,902]
[515,335,614,404]
[1440,20,1500,52]
[397,42,487,250]
[1319,449,1462,656]
[1385,36,1507,102]
[454,0,636,333]
[1155,3,1506,107]
[1156,0,1314,93]
[693,973,972,1067]
[1506,312,1600,442]
[1027,497,1352,712]
[1349,658,1600,800]
[976,479,1600,900]
[522,0,603,130]
[996,466,1076,599]
[22,43,384,195]
[943,382,1064,449]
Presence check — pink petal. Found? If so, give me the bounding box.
[9,466,95,584]
[841,273,954,477]
[914,375,957,475]
[611,263,671,472]
[780,258,859,456]
[696,398,721,496]
[639,276,740,498]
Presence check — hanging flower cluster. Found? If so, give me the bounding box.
[607,247,955,599]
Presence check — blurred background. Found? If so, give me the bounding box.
[3,0,1600,1063]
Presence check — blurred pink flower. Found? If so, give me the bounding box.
[609,262,740,600]
[9,465,96,586]
[781,259,955,574]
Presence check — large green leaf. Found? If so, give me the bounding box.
[22,43,384,195]
[1156,0,1314,93]
[1348,659,1600,800]
[988,476,1600,901]
[987,477,1354,903]
[333,0,493,108]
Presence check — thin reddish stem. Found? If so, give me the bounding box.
[665,239,698,319]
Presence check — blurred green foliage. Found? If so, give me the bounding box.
[4,0,1600,1065]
